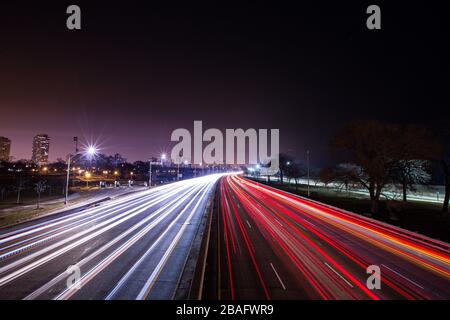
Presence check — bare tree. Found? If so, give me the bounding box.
[331,121,404,214]
[434,123,450,213]
[279,153,294,184]
[323,163,361,193]
[15,176,24,204]
[285,162,306,191]
[331,121,439,214]
[393,160,431,202]
[393,125,438,202]
[34,180,47,209]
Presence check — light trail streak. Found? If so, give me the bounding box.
[212,175,450,300]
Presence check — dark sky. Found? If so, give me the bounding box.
[0,1,448,165]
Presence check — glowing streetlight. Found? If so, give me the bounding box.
[87,146,97,156]
[161,153,167,166]
[65,142,99,204]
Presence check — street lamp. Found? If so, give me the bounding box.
[64,145,98,204]
[85,171,91,188]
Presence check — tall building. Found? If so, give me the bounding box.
[0,136,11,162]
[32,134,50,165]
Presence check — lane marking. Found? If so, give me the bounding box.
[270,262,286,290]
[135,185,213,300]
[246,220,252,229]
[381,264,425,289]
[324,262,354,288]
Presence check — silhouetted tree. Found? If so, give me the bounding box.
[432,122,450,213]
[285,162,306,191]
[332,121,406,214]
[15,174,26,204]
[332,121,440,213]
[34,180,47,209]
[393,160,432,202]
[278,154,295,184]
[389,125,438,202]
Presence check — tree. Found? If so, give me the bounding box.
[285,162,306,191]
[319,163,361,193]
[393,125,438,202]
[15,174,26,204]
[331,121,439,214]
[393,160,431,202]
[278,153,294,184]
[34,180,47,209]
[319,167,335,188]
[331,121,404,214]
[432,122,450,213]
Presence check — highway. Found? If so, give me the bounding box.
[0,174,221,300]
[205,175,450,300]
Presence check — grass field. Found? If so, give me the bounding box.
[252,178,450,243]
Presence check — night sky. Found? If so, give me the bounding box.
[0,1,448,165]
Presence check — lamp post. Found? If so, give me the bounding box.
[64,145,97,205]
[85,171,91,188]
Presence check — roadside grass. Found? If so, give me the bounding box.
[0,191,63,209]
[0,203,64,228]
[252,178,450,243]
[0,189,99,228]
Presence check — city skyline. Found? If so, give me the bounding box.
[0,1,449,306]
[1,3,448,165]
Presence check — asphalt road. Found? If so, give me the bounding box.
[0,174,220,300]
[205,175,450,300]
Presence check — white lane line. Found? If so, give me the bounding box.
[270,262,286,290]
[0,190,167,259]
[381,264,425,289]
[24,183,205,300]
[104,183,210,300]
[0,184,199,287]
[57,184,208,300]
[0,185,176,244]
[246,220,252,229]
[324,262,354,288]
[135,183,214,300]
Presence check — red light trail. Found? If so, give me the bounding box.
[212,175,450,300]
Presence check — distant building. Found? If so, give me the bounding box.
[0,136,11,162]
[32,134,50,165]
